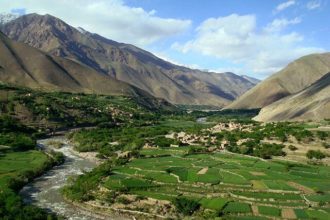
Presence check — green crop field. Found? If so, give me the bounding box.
[200,198,229,211]
[0,150,48,187]
[258,206,281,217]
[222,202,251,214]
[98,148,330,219]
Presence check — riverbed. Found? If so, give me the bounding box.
[19,137,125,220]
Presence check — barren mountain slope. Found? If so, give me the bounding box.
[1,13,257,106]
[254,72,330,122]
[0,31,152,98]
[226,53,330,109]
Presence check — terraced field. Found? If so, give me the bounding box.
[104,148,330,219]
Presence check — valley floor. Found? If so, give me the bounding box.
[61,114,330,219]
[1,85,329,219]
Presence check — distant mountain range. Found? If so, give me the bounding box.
[0,13,257,107]
[226,53,330,110]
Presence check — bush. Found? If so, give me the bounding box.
[322,142,330,149]
[288,145,298,151]
[153,136,175,148]
[0,188,58,219]
[0,133,36,151]
[316,131,328,140]
[50,151,65,165]
[173,197,200,216]
[306,150,326,160]
[62,161,113,201]
[254,143,286,159]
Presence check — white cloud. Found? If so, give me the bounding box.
[0,0,191,46]
[173,14,324,76]
[152,51,202,69]
[265,17,301,32]
[306,0,322,10]
[210,67,246,75]
[275,0,296,13]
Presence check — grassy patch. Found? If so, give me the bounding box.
[258,206,281,217]
[200,197,228,211]
[222,202,251,214]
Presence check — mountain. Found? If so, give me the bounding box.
[1,13,256,107]
[0,31,156,99]
[254,72,330,122]
[226,53,330,109]
[240,75,261,84]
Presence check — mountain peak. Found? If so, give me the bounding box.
[0,13,20,25]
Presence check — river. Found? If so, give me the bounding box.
[19,136,126,220]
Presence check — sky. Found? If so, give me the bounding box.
[0,0,329,79]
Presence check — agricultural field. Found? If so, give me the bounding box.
[61,108,330,219]
[64,145,330,219]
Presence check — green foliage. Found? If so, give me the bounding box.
[0,115,37,151]
[173,197,200,215]
[0,116,62,219]
[0,133,36,151]
[316,131,329,140]
[188,146,207,155]
[227,141,285,159]
[0,84,166,130]
[254,143,286,159]
[222,202,251,214]
[0,188,58,220]
[121,178,155,189]
[166,167,188,181]
[153,136,177,148]
[306,150,326,160]
[258,206,281,216]
[294,209,309,219]
[289,145,298,151]
[200,198,228,211]
[0,115,34,133]
[62,161,113,202]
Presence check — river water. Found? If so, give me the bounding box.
[19,137,124,220]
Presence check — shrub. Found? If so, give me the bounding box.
[116,196,131,204]
[306,150,326,160]
[316,131,328,140]
[173,197,200,215]
[322,142,330,149]
[288,145,298,151]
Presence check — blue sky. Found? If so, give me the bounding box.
[1,0,329,79]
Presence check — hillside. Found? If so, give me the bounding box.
[1,13,256,106]
[226,53,330,109]
[254,72,330,122]
[0,30,164,102]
